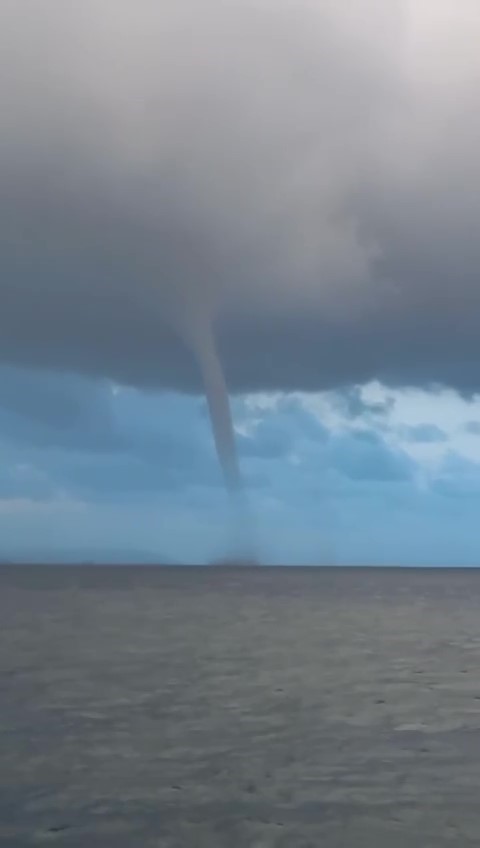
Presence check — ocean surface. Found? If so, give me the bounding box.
[2,565,480,846]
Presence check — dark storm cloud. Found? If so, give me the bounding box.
[0,375,222,500]
[0,365,118,449]
[1,1,479,393]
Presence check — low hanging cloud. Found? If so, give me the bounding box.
[1,0,479,394]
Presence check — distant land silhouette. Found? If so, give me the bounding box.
[0,548,175,566]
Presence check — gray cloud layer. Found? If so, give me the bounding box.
[1,0,479,393]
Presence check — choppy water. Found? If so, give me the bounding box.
[2,565,480,846]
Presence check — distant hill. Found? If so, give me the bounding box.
[0,548,176,566]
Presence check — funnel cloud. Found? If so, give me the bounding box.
[189,324,241,493]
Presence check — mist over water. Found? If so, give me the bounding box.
[227,486,257,566]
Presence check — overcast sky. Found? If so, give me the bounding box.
[1,1,479,563]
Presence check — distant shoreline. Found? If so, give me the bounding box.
[2,562,480,570]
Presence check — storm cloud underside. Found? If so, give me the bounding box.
[1,0,480,395]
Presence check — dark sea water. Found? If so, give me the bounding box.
[2,565,480,846]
